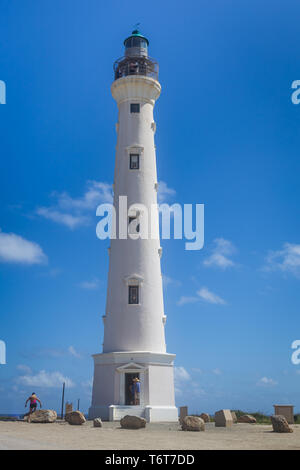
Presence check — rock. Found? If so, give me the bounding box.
[65,411,86,425]
[179,406,188,424]
[181,416,205,432]
[231,411,237,423]
[271,415,293,433]
[93,418,102,428]
[199,413,210,423]
[237,414,257,424]
[273,405,294,424]
[28,409,57,423]
[214,409,233,427]
[120,415,146,429]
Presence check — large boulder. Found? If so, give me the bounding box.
[181,416,205,432]
[271,415,293,433]
[93,418,103,428]
[237,414,257,424]
[214,409,233,427]
[199,413,210,423]
[120,415,146,429]
[231,411,237,423]
[28,409,57,423]
[65,411,86,425]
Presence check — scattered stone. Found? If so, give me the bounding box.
[214,409,233,427]
[120,415,146,429]
[181,416,205,432]
[27,409,57,423]
[271,415,293,433]
[179,406,188,424]
[65,411,86,425]
[273,405,294,424]
[93,418,103,428]
[65,402,73,416]
[237,414,257,424]
[200,413,210,423]
[231,411,237,423]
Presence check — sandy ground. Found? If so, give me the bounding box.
[0,420,300,450]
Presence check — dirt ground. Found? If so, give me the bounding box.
[0,420,300,450]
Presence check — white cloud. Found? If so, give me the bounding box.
[78,278,100,290]
[22,347,84,360]
[17,370,75,388]
[52,181,113,210]
[177,286,226,306]
[212,368,222,375]
[157,181,176,203]
[162,274,181,287]
[203,238,236,269]
[0,230,47,264]
[264,243,300,278]
[81,379,93,388]
[174,366,191,382]
[37,181,113,230]
[17,364,32,374]
[37,180,176,230]
[81,379,93,397]
[177,296,199,306]
[68,346,81,358]
[174,367,206,397]
[197,287,226,305]
[191,368,202,374]
[257,376,277,387]
[36,207,89,230]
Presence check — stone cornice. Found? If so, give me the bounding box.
[92,351,176,366]
[111,75,161,106]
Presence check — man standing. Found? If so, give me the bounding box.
[25,393,42,422]
[133,378,141,406]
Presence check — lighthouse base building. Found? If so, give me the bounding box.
[89,352,178,422]
[89,30,178,422]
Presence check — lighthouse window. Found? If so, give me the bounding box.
[128,216,140,233]
[130,103,140,113]
[129,285,139,304]
[130,154,139,169]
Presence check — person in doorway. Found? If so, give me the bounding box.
[133,377,141,405]
[129,380,134,405]
[25,392,42,422]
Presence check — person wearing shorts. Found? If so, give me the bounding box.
[25,393,42,422]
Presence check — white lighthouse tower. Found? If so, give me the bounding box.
[89,30,178,422]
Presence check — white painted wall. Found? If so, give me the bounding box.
[103,75,166,353]
[148,364,176,406]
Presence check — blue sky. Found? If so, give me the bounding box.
[1,0,300,416]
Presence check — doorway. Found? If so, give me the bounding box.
[125,373,140,406]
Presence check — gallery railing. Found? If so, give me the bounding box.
[114,57,159,81]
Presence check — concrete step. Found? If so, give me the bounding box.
[109,405,145,420]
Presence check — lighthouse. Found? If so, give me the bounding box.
[89,30,178,422]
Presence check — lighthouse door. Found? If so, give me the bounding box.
[125,373,140,405]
